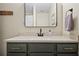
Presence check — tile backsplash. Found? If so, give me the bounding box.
[19,28,63,36]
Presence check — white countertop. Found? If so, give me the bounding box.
[4,35,79,43]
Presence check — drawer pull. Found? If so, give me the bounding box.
[11,48,21,50]
[64,48,73,50]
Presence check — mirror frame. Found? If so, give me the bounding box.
[24,3,57,27]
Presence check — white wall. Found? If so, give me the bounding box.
[0,3,25,39]
[0,3,25,55]
[0,3,63,55]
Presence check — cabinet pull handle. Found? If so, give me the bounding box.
[64,48,73,50]
[11,48,21,50]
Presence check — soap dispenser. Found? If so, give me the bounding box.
[48,29,52,36]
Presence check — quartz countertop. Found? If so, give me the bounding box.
[3,35,78,43]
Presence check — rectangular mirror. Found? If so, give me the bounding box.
[24,3,57,27]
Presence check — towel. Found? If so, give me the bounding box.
[65,11,74,31]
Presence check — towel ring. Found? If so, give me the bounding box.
[65,8,73,16]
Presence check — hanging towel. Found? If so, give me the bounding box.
[65,11,74,31]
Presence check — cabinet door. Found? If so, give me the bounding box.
[7,53,26,56]
[29,53,56,56]
[28,43,56,52]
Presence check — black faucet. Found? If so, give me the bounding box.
[37,28,43,36]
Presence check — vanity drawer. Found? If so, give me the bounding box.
[28,43,56,52]
[57,44,78,52]
[7,53,26,56]
[7,43,27,52]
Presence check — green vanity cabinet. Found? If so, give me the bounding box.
[28,43,56,52]
[28,43,56,56]
[7,43,78,56]
[57,43,78,52]
[7,43,27,56]
[57,43,78,56]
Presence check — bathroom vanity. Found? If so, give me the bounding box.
[7,43,78,56]
[3,36,78,56]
